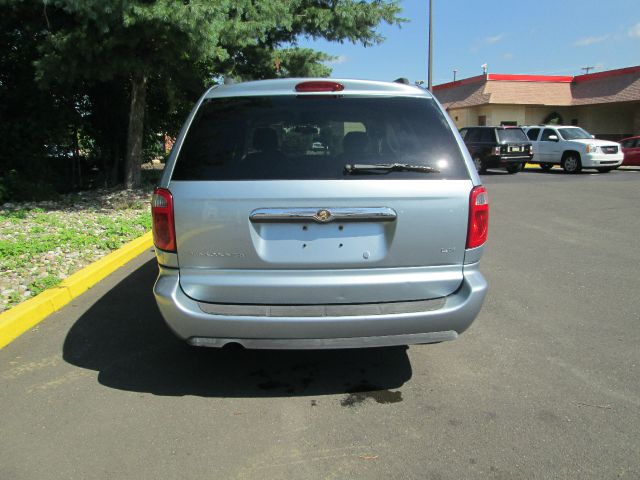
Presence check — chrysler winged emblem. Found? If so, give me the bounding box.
[314,209,332,223]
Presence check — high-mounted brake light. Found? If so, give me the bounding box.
[295,81,344,93]
[466,186,489,249]
[152,187,176,252]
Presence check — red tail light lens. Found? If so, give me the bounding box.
[151,188,176,252]
[466,186,489,249]
[295,81,344,93]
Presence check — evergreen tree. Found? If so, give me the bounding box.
[1,0,404,190]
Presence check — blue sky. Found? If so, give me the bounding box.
[299,0,640,84]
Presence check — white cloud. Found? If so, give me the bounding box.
[470,33,506,52]
[485,34,505,45]
[572,35,609,47]
[326,55,348,65]
[503,52,514,60]
[629,22,640,38]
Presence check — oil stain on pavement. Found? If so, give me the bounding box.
[340,382,403,407]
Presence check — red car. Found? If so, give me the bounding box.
[620,136,640,166]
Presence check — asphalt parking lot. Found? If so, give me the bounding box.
[1,168,639,479]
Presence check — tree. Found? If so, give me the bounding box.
[35,1,233,188]
[0,1,87,199]
[230,47,335,80]
[11,0,405,189]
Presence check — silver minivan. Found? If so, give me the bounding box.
[152,78,488,349]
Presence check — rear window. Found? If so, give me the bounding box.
[171,96,468,180]
[497,128,528,143]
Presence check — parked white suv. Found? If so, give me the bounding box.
[523,125,623,173]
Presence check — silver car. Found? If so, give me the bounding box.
[152,78,489,349]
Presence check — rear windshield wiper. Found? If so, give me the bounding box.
[345,163,440,174]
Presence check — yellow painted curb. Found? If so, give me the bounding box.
[524,164,561,169]
[0,231,153,349]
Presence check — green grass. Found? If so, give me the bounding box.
[28,274,62,296]
[1,191,152,312]
[0,210,151,266]
[0,209,151,286]
[0,209,33,222]
[7,291,22,305]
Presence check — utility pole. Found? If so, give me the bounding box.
[453,69,458,82]
[428,0,433,91]
[581,66,595,74]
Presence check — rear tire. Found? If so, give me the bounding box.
[561,154,581,173]
[506,163,522,174]
[473,156,486,174]
[597,167,613,173]
[540,163,553,171]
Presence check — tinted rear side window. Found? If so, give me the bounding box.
[479,129,495,142]
[171,96,469,180]
[497,128,528,142]
[465,128,480,142]
[526,128,540,141]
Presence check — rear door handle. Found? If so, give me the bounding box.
[249,207,397,224]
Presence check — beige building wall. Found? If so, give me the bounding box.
[571,103,638,137]
[447,108,473,129]
[486,105,527,125]
[446,102,639,138]
[476,106,494,125]
[448,105,530,127]
[523,106,573,125]
[447,106,504,128]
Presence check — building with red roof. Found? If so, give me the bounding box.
[433,66,640,140]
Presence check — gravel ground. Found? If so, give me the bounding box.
[0,188,152,312]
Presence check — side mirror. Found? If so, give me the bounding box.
[548,135,559,142]
[591,134,596,139]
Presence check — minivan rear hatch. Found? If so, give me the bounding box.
[168,86,473,305]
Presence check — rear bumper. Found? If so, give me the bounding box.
[153,263,488,349]
[486,155,531,167]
